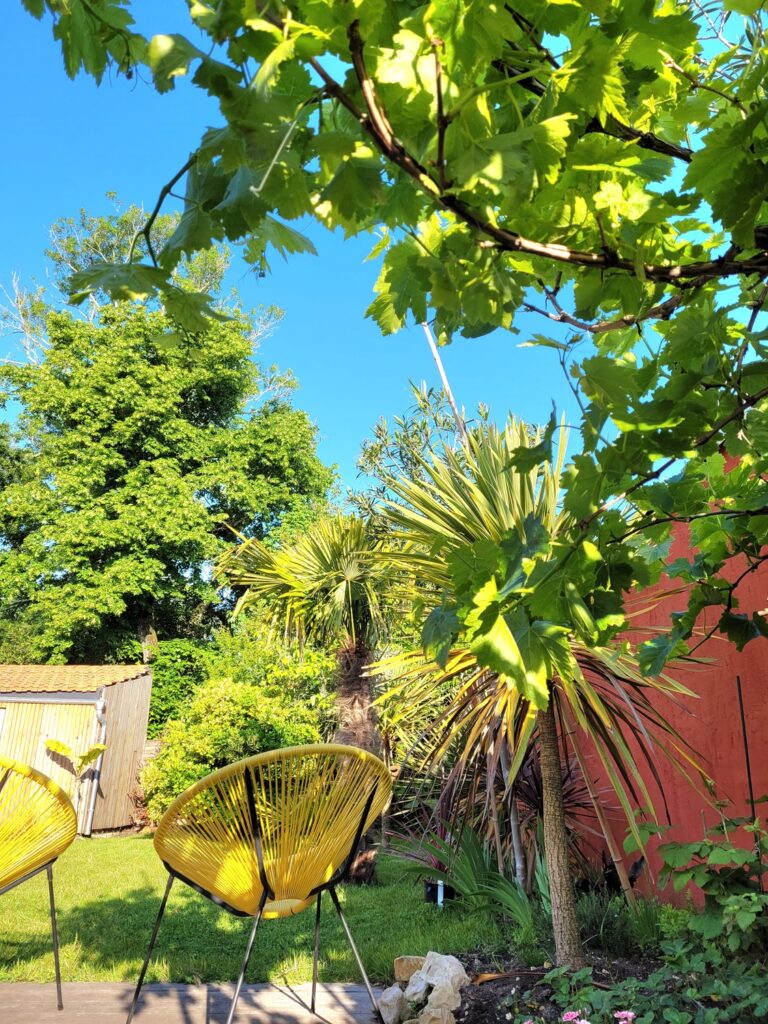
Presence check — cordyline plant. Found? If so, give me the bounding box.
[374,418,703,966]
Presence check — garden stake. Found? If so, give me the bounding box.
[421,321,468,445]
[736,674,763,892]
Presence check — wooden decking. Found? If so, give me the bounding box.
[0,981,380,1023]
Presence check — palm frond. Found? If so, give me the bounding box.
[216,513,393,649]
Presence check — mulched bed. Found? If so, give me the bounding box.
[456,952,662,1024]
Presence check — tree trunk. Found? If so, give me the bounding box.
[332,641,382,755]
[333,640,382,884]
[537,693,584,967]
[137,612,158,665]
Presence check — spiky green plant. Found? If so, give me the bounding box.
[375,418,701,966]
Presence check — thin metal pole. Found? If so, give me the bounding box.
[311,892,322,1013]
[736,675,763,892]
[328,887,382,1023]
[421,321,468,445]
[46,864,63,1011]
[225,889,268,1024]
[126,874,175,1024]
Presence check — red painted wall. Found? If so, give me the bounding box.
[584,526,768,900]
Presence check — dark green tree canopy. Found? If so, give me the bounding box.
[0,297,332,662]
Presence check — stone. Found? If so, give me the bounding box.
[378,984,407,1024]
[426,980,461,1013]
[417,1008,455,1024]
[403,970,429,1005]
[421,952,470,993]
[394,955,427,983]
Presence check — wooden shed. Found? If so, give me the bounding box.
[0,664,152,835]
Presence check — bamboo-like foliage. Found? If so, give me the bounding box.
[216,513,392,649]
[375,419,703,847]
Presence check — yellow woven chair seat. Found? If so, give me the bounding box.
[154,744,391,917]
[159,830,330,918]
[0,755,77,1011]
[0,756,77,891]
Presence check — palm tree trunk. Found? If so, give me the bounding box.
[333,641,382,884]
[332,641,382,754]
[537,693,584,967]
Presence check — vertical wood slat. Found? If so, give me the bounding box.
[0,701,96,830]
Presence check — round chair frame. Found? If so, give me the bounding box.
[127,744,392,1024]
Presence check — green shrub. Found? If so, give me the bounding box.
[394,822,550,963]
[658,807,768,956]
[141,676,322,821]
[205,616,337,733]
[659,902,692,942]
[529,943,768,1024]
[147,639,208,739]
[626,896,664,952]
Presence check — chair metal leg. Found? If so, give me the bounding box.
[311,891,322,1013]
[328,886,382,1023]
[126,874,175,1024]
[46,864,63,1011]
[224,888,268,1024]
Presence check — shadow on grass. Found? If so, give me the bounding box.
[48,885,376,1022]
[55,883,365,987]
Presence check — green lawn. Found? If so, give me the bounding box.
[0,837,501,986]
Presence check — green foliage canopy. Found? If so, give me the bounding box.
[146,638,208,739]
[140,675,324,820]
[0,301,332,661]
[22,1,768,667]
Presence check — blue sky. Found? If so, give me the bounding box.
[0,4,578,490]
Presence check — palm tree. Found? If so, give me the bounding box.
[216,513,392,753]
[375,418,700,966]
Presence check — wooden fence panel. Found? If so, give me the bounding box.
[92,673,152,830]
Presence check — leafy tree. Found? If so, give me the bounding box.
[23,0,768,661]
[146,638,208,738]
[352,383,473,518]
[217,513,393,752]
[0,258,332,662]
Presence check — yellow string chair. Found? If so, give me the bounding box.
[0,755,77,1011]
[127,743,393,1024]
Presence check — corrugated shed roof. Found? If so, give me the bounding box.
[0,664,149,693]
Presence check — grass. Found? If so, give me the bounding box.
[0,836,502,986]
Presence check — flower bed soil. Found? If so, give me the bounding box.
[456,952,662,1024]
